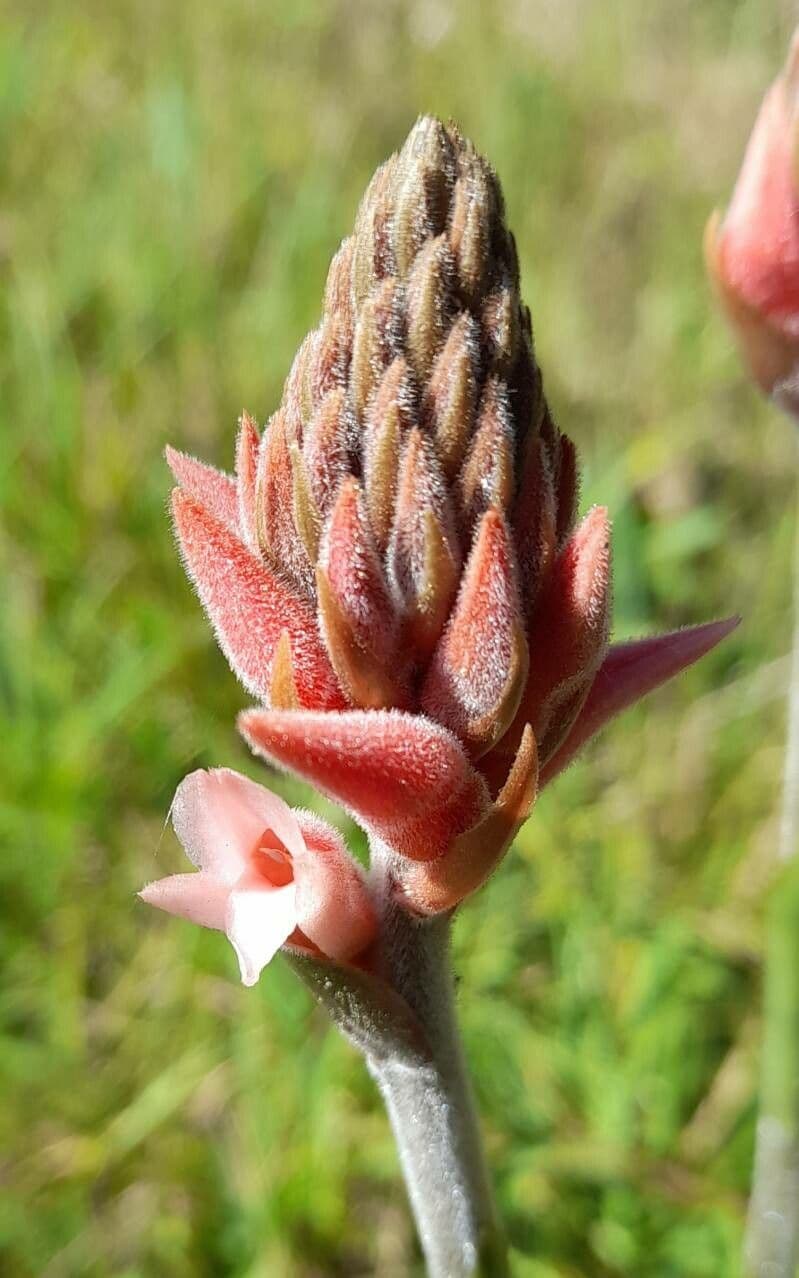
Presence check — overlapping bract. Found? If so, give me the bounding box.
[169,116,735,917]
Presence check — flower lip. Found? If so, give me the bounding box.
[254,831,295,887]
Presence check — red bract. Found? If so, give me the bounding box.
[239,707,489,863]
[168,116,736,916]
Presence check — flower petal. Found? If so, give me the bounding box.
[387,428,461,657]
[172,488,346,709]
[513,434,557,610]
[458,376,515,528]
[226,877,297,986]
[541,617,740,786]
[256,408,315,593]
[139,872,229,930]
[293,812,377,960]
[524,506,611,759]
[317,476,404,709]
[480,505,611,788]
[172,767,307,882]
[303,387,355,519]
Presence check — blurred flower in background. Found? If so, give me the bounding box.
[706,32,799,419]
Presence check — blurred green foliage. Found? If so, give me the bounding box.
[0,1,795,1274]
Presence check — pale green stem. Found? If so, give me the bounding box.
[745,447,799,1278]
[367,893,508,1278]
[288,856,508,1277]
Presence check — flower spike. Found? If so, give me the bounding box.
[163,114,737,923]
[152,112,742,1278]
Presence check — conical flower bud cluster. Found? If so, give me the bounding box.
[168,117,736,917]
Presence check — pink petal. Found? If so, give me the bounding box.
[541,617,740,786]
[139,872,229,931]
[292,811,377,959]
[165,446,239,533]
[239,708,489,862]
[705,34,799,412]
[225,876,297,986]
[172,488,346,709]
[172,767,307,883]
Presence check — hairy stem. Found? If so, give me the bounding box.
[288,864,508,1275]
[367,881,508,1278]
[745,451,799,1277]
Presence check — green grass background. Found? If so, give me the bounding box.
[1,1,795,1274]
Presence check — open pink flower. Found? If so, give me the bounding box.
[706,30,799,416]
[140,768,376,984]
